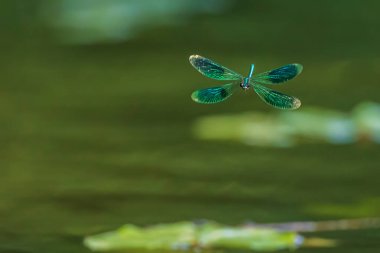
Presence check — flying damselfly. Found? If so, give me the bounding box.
[190,55,303,110]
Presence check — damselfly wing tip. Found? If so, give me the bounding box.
[191,90,202,104]
[293,98,302,109]
[189,55,200,61]
[293,63,303,74]
[191,91,197,101]
[189,55,201,66]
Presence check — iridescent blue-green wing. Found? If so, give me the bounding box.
[189,55,242,81]
[253,63,303,85]
[253,84,301,110]
[191,83,237,104]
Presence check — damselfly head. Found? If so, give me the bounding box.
[240,83,250,90]
[240,78,250,90]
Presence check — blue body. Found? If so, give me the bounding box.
[240,64,254,90]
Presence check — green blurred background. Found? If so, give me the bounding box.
[0,0,379,252]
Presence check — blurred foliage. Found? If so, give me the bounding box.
[84,218,380,252]
[42,0,230,44]
[193,102,380,147]
[84,221,305,252]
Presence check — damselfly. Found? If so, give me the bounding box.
[190,55,303,110]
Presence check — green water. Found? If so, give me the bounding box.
[1,1,380,252]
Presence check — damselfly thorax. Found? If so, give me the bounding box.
[240,64,255,90]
